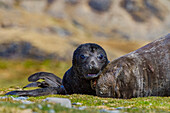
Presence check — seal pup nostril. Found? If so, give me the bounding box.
[91,61,95,66]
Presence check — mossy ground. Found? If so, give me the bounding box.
[0,59,169,113]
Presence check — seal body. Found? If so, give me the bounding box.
[63,43,109,95]
[5,43,108,96]
[96,34,170,98]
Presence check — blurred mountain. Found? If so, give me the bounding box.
[0,0,169,61]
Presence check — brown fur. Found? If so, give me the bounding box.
[96,34,170,98]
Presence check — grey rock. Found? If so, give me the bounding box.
[37,104,43,109]
[20,0,46,13]
[116,107,126,110]
[0,96,8,99]
[44,97,72,108]
[120,0,166,22]
[94,31,111,38]
[48,109,55,113]
[72,20,84,30]
[88,0,112,12]
[0,41,57,60]
[10,96,34,104]
[0,96,33,104]
[78,106,87,110]
[12,96,28,100]
[19,105,26,109]
[100,109,120,113]
[39,26,72,37]
[22,100,34,104]
[72,102,82,105]
[65,0,78,4]
[0,0,14,9]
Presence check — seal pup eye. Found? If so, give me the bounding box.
[98,54,104,60]
[80,54,86,59]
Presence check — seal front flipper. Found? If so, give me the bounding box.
[5,72,67,96]
[27,72,62,87]
[23,81,49,89]
[6,87,66,97]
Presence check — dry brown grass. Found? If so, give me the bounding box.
[0,28,145,61]
[0,7,148,61]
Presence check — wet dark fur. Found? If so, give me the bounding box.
[63,43,108,95]
[6,43,108,96]
[96,34,170,99]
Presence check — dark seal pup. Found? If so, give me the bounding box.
[6,43,109,96]
[62,43,108,95]
[95,34,170,99]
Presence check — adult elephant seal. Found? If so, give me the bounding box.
[95,34,170,99]
[6,43,109,96]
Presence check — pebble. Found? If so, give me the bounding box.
[100,109,120,113]
[22,100,34,104]
[14,96,28,100]
[0,96,33,104]
[115,107,125,110]
[0,96,8,99]
[47,104,51,107]
[44,97,72,108]
[72,102,82,105]
[78,106,87,110]
[49,109,55,113]
[37,104,43,109]
[19,105,26,109]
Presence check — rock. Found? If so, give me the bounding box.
[72,102,82,105]
[0,0,14,9]
[38,26,72,37]
[72,20,84,30]
[88,0,112,12]
[48,26,72,37]
[10,96,34,104]
[78,106,87,110]
[37,104,43,109]
[11,96,28,100]
[20,0,46,13]
[44,97,72,108]
[47,0,67,19]
[116,107,126,110]
[94,31,111,38]
[0,96,34,104]
[112,30,130,40]
[0,96,9,99]
[65,0,79,4]
[0,41,57,60]
[19,105,26,109]
[22,100,34,104]
[100,109,120,113]
[120,0,166,22]
[48,109,55,113]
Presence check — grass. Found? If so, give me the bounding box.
[0,59,71,88]
[0,59,169,113]
[0,99,98,113]
[0,94,169,113]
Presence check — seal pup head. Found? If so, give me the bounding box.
[72,43,109,80]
